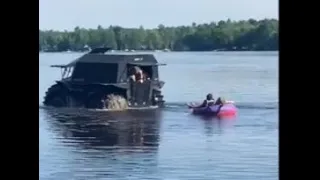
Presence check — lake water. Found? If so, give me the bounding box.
[39,51,278,180]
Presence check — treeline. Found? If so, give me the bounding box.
[39,18,278,52]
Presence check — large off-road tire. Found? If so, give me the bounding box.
[105,94,128,110]
[43,84,68,108]
[85,91,106,109]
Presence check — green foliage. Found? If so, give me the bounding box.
[39,19,278,52]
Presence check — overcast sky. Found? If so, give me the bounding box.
[39,0,278,30]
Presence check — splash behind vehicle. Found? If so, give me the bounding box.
[43,47,166,109]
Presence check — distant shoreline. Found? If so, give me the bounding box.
[40,18,278,52]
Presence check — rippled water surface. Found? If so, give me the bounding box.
[39,51,278,180]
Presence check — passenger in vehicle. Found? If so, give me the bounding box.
[130,66,148,83]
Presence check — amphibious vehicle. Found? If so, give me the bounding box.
[43,47,165,109]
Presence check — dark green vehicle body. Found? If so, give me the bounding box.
[43,48,165,109]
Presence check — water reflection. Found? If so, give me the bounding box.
[187,114,237,137]
[43,108,163,151]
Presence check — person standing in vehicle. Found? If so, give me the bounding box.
[130,66,147,83]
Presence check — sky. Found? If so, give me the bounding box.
[39,0,278,31]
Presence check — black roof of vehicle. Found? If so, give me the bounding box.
[51,47,165,68]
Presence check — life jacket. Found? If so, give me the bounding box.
[205,99,215,106]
